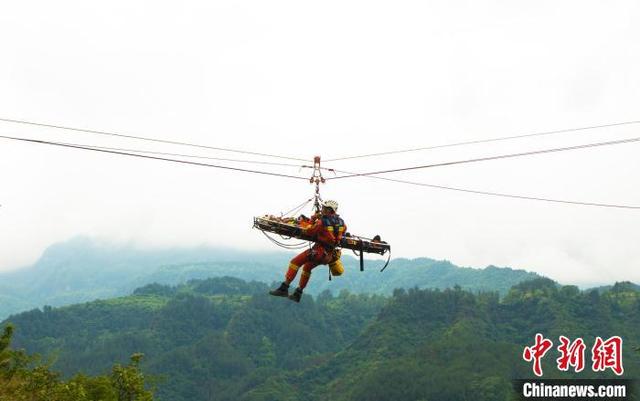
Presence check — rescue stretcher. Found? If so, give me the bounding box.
[253,215,391,271]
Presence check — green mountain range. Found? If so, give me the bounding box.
[3,277,640,401]
[0,237,541,320]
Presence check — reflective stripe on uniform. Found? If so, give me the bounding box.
[288,263,300,271]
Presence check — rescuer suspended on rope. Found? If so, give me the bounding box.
[268,200,346,302]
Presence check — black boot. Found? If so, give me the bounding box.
[288,287,303,303]
[269,282,289,297]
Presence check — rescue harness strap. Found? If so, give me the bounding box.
[380,250,392,272]
[351,240,391,272]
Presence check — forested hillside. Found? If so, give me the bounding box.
[0,237,540,319]
[0,324,155,401]
[3,277,640,401]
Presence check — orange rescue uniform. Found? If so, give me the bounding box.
[285,214,346,289]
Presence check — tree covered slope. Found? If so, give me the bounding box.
[3,277,640,401]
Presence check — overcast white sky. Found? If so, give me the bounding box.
[1,0,639,286]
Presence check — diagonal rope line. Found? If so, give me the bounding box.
[325,120,640,162]
[0,134,308,180]
[0,117,308,162]
[282,198,313,216]
[328,136,640,180]
[53,141,305,168]
[330,168,640,209]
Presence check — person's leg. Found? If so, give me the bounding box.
[285,249,311,284]
[289,261,319,302]
[299,262,319,289]
[270,249,311,297]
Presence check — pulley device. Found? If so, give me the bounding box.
[252,156,391,272]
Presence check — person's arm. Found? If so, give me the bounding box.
[304,218,324,237]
